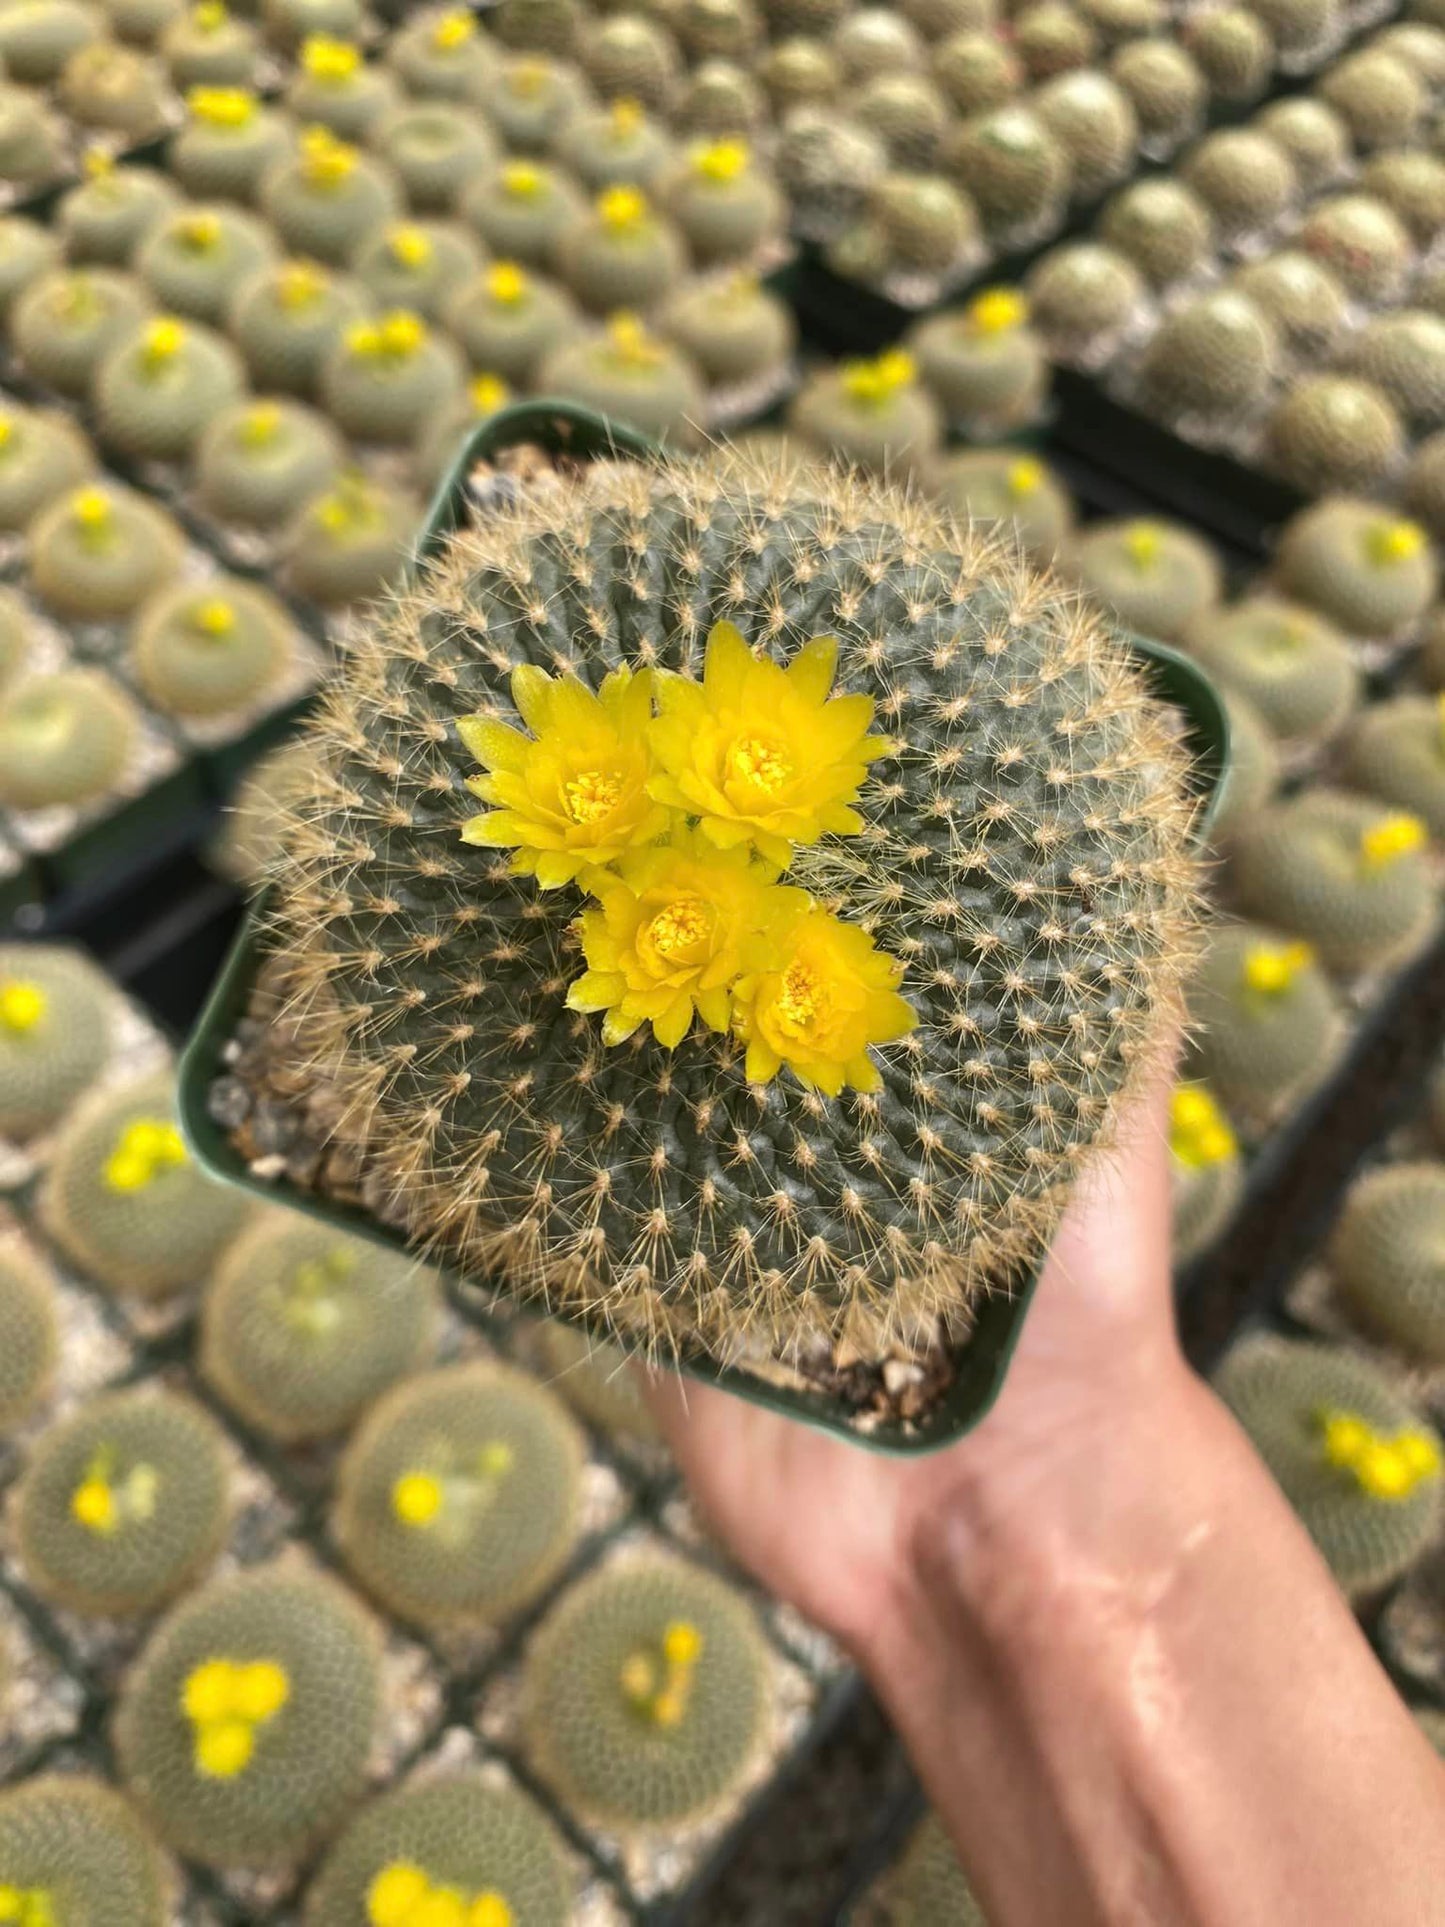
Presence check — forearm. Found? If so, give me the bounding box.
[867,1367,1445,1927]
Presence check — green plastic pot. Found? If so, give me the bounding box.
[179,400,1230,1454]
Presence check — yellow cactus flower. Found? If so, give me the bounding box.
[1364,517,1426,568]
[182,1655,290,1778]
[103,1118,188,1193]
[195,1717,255,1779]
[649,620,885,870]
[193,598,236,638]
[603,310,662,367]
[188,85,256,127]
[387,225,434,270]
[300,126,357,189]
[368,1864,430,1927]
[240,402,282,447]
[691,137,749,183]
[1241,939,1313,995]
[176,213,222,252]
[501,161,543,198]
[468,1895,513,1927]
[70,1475,116,1535]
[469,372,510,416]
[141,317,187,370]
[485,261,528,306]
[432,9,474,49]
[607,95,643,138]
[731,905,914,1094]
[567,832,781,1047]
[182,1658,239,1724]
[1360,812,1427,870]
[840,348,914,409]
[276,260,328,309]
[232,1659,290,1722]
[1006,457,1043,498]
[0,980,45,1034]
[1169,1083,1236,1169]
[193,2,229,32]
[459,663,671,888]
[1123,521,1164,569]
[301,34,360,81]
[597,184,649,233]
[967,286,1028,334]
[1319,1408,1443,1501]
[391,1470,443,1526]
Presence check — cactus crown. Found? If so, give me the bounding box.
[261,450,1198,1363]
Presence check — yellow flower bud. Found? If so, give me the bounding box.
[392,1470,443,1525]
[367,1864,429,1927]
[692,137,749,183]
[1123,521,1163,569]
[501,161,542,198]
[182,1658,239,1724]
[194,1716,255,1779]
[597,184,648,233]
[432,10,474,49]
[968,286,1028,335]
[188,85,254,126]
[1365,518,1426,567]
[70,1476,116,1534]
[1006,458,1043,498]
[608,95,643,137]
[485,261,528,306]
[387,225,433,270]
[1360,812,1427,871]
[468,1895,514,1927]
[1241,940,1314,995]
[0,981,45,1034]
[301,34,360,80]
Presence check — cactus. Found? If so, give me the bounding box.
[1273,498,1438,639]
[1181,595,1357,750]
[194,396,346,530]
[1136,288,1277,429]
[658,137,785,266]
[1210,689,1279,843]
[832,6,925,80]
[0,586,26,692]
[775,109,886,245]
[1033,68,1137,199]
[933,29,1021,117]
[261,0,368,51]
[928,446,1074,563]
[479,53,590,156]
[0,216,61,321]
[131,577,294,719]
[1181,127,1298,244]
[304,1772,574,1927]
[137,204,276,327]
[535,313,705,446]
[320,309,465,448]
[1170,1084,1241,1262]
[261,128,403,268]
[412,372,513,492]
[1300,194,1414,305]
[675,58,765,136]
[286,33,399,139]
[904,286,1046,434]
[1422,607,1445,696]
[0,84,65,187]
[1245,0,1334,55]
[522,1553,769,1831]
[58,42,171,137]
[161,0,259,85]
[1340,310,1445,436]
[556,185,685,316]
[1405,433,1445,544]
[460,157,587,267]
[1229,788,1436,977]
[786,347,942,474]
[1023,240,1145,358]
[0,668,140,811]
[0,0,102,80]
[1253,96,1348,195]
[676,0,760,61]
[854,71,949,170]
[656,271,794,390]
[900,0,997,33]
[0,1777,172,1927]
[334,1360,585,1629]
[252,449,1199,1365]
[208,735,315,887]
[227,256,370,396]
[450,256,585,387]
[1418,1707,1445,1757]
[349,219,480,323]
[1214,1334,1444,1596]
[1318,48,1424,152]
[279,471,419,608]
[1330,1162,1445,1365]
[29,482,186,624]
[1360,149,1445,252]
[1375,20,1445,81]
[879,1813,984,1925]
[943,104,1070,239]
[1109,37,1205,148]
[580,12,679,108]
[171,87,295,203]
[108,0,186,43]
[367,99,496,214]
[861,171,978,275]
[58,160,179,265]
[1182,5,1273,104]
[200,1214,438,1442]
[16,1386,230,1616]
[494,0,582,53]
[39,1070,250,1297]
[534,1317,662,1443]
[555,97,674,199]
[115,1561,382,1869]
[759,35,841,114]
[0,1236,59,1427]
[1186,920,1345,1123]
[1341,695,1445,844]
[9,266,153,400]
[1013,0,1096,78]
[1098,177,1213,289]
[1231,251,1347,364]
[0,403,93,533]
[1064,517,1222,643]
[386,8,498,102]
[95,315,248,463]
[0,943,114,1140]
[1264,375,1404,498]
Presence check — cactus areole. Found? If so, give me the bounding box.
[195,432,1211,1440]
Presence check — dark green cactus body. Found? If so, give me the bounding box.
[304,1772,573,1927]
[259,453,1197,1363]
[16,1386,230,1616]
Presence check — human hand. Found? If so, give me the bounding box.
[647,1043,1193,1663]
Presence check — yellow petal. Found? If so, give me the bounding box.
[567,970,625,1012]
[533,850,579,888]
[652,995,694,1049]
[510,662,553,731]
[786,633,839,703]
[745,1037,780,1083]
[703,619,753,700]
[601,1008,641,1045]
[459,810,527,847]
[696,985,731,1030]
[456,715,530,771]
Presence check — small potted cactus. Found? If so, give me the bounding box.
[180,416,1225,1448]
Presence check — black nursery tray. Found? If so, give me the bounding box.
[177,399,1230,1456]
